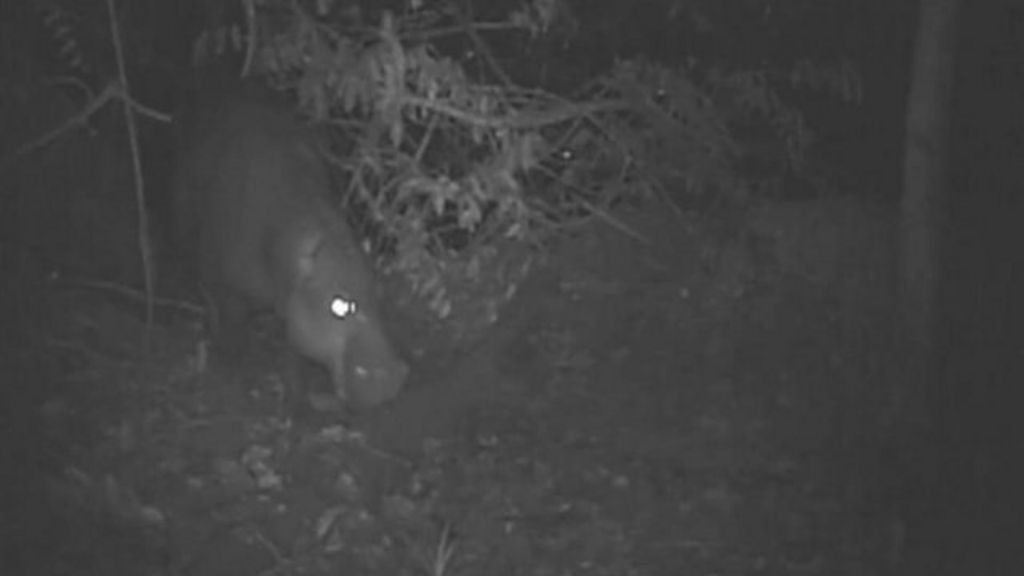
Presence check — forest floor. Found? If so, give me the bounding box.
[0,194,944,576]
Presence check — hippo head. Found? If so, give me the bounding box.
[282,228,409,409]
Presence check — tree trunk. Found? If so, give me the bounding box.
[900,0,959,389]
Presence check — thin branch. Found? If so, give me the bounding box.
[104,0,155,347]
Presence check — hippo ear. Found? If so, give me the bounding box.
[293,230,326,281]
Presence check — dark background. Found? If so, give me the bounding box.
[1,0,1021,573]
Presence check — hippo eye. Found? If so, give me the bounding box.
[329,296,357,320]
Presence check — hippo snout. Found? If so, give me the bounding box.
[347,359,410,407]
[332,321,409,408]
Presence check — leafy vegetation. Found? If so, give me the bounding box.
[2,3,907,574]
[181,0,859,344]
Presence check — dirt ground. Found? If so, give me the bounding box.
[0,182,929,575]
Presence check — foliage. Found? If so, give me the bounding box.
[185,0,865,336]
[703,58,862,197]
[24,0,862,340]
[191,2,596,331]
[36,0,96,79]
[540,59,739,215]
[256,9,552,329]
